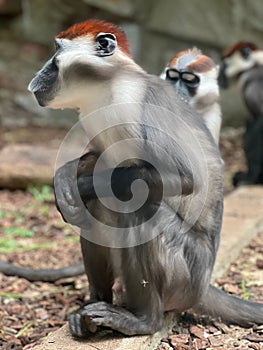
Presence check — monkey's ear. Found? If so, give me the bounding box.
[95,33,117,57]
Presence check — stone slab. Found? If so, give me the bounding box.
[0,144,80,189]
[0,144,57,189]
[30,312,177,350]
[213,185,263,280]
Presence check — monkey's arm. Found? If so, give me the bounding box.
[54,155,193,226]
[77,163,193,202]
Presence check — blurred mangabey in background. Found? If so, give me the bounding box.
[219,41,263,186]
[161,48,221,145]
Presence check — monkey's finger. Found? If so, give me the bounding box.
[69,313,97,338]
[79,301,131,317]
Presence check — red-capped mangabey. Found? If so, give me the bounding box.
[161,48,221,145]
[28,20,262,337]
[218,41,263,186]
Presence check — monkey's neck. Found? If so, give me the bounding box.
[78,69,146,159]
[191,92,221,144]
[202,102,221,145]
[79,70,146,118]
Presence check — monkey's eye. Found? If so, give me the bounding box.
[166,69,180,81]
[95,33,117,57]
[51,55,59,69]
[181,72,200,87]
[240,47,251,60]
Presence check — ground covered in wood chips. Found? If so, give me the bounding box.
[0,127,262,350]
[0,187,87,349]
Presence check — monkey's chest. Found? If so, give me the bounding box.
[84,121,143,168]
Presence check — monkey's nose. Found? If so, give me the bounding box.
[28,76,38,93]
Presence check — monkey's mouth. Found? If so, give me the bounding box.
[28,78,48,106]
[32,89,51,107]
[28,78,59,107]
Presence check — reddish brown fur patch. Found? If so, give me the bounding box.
[222,41,258,58]
[188,55,216,73]
[56,19,131,57]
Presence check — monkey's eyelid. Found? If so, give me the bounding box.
[181,72,199,83]
[166,69,200,86]
[181,72,200,87]
[166,69,180,80]
[95,32,117,43]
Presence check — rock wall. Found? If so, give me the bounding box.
[1,0,263,127]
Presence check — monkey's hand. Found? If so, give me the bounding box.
[54,157,136,227]
[54,158,93,228]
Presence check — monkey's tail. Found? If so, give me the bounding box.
[194,285,263,326]
[0,260,84,282]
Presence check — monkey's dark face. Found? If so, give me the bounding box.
[28,54,60,107]
[164,68,200,102]
[28,22,131,109]
[161,49,219,109]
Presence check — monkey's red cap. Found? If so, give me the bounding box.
[56,19,131,57]
[169,49,216,73]
[222,41,258,58]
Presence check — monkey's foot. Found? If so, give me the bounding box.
[69,301,157,337]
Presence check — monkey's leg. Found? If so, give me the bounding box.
[80,236,113,303]
[68,236,114,337]
[69,247,163,337]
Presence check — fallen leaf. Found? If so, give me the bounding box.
[169,333,189,346]
[193,338,210,349]
[248,343,262,350]
[243,333,263,343]
[256,259,263,269]
[208,335,224,347]
[223,283,240,294]
[189,325,208,339]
